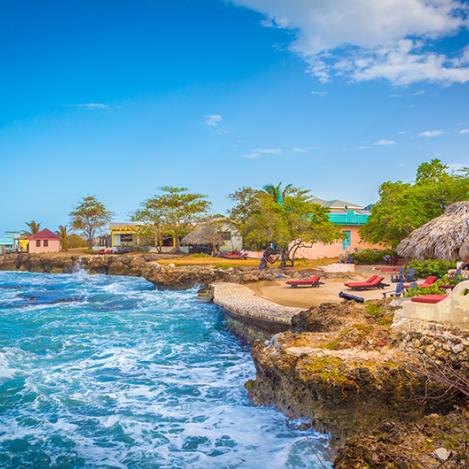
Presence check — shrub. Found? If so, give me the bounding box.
[407,259,455,278]
[352,249,396,265]
[405,284,446,298]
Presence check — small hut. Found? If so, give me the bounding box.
[181,223,225,254]
[397,201,469,261]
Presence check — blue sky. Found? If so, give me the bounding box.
[1,0,468,233]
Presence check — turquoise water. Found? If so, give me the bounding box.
[0,271,330,468]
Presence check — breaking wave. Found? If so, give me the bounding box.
[0,271,330,468]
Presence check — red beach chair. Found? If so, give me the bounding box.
[286,276,323,288]
[404,276,438,289]
[344,275,387,290]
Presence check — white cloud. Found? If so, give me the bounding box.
[205,114,223,126]
[241,148,283,159]
[419,129,445,137]
[311,90,328,96]
[374,139,397,145]
[412,89,426,96]
[292,147,309,153]
[232,0,469,85]
[460,128,469,134]
[75,103,110,110]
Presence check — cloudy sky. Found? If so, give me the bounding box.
[0,0,468,232]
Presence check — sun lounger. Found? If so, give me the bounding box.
[286,276,323,288]
[403,275,438,289]
[219,251,248,260]
[344,275,387,290]
[410,294,448,304]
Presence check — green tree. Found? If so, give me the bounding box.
[133,187,211,250]
[262,182,309,204]
[132,196,167,252]
[228,186,260,224]
[70,196,112,247]
[23,220,41,237]
[57,225,69,251]
[361,159,469,248]
[239,189,341,267]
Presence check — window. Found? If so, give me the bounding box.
[44,240,49,247]
[220,231,232,241]
[120,234,134,246]
[36,240,41,247]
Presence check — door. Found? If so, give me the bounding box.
[342,230,351,250]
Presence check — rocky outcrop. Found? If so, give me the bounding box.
[0,253,280,289]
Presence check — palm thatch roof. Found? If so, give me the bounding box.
[397,201,469,261]
[181,223,225,246]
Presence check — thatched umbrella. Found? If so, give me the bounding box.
[397,201,469,261]
[181,223,225,247]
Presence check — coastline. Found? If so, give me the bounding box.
[2,253,468,467]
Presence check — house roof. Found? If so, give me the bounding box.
[29,229,61,240]
[311,197,364,210]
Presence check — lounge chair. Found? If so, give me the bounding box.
[286,276,323,288]
[404,275,438,289]
[219,250,248,260]
[344,275,388,290]
[410,294,448,304]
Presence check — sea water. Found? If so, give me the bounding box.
[0,271,331,468]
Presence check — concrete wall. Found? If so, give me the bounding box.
[29,239,61,253]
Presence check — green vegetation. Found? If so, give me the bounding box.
[229,183,341,267]
[132,186,211,251]
[57,225,69,251]
[405,284,446,298]
[361,159,469,248]
[352,248,396,264]
[407,259,455,278]
[22,220,41,237]
[70,196,113,247]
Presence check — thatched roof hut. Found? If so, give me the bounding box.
[181,223,225,247]
[397,201,469,261]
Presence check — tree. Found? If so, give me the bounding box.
[262,182,309,205]
[133,187,211,250]
[70,196,112,247]
[361,159,469,248]
[228,186,260,224]
[22,220,41,237]
[57,225,69,251]
[239,189,341,267]
[131,196,167,252]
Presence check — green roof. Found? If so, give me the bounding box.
[327,210,369,226]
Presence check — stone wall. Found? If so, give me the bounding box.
[393,317,469,371]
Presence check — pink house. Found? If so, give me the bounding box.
[28,229,61,253]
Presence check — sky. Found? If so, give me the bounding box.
[1,0,468,233]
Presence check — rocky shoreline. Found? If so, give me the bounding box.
[2,253,468,467]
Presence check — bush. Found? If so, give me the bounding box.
[408,259,455,278]
[405,284,447,298]
[352,249,396,265]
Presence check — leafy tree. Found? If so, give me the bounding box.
[57,225,69,251]
[23,220,41,237]
[361,159,469,248]
[228,186,260,224]
[67,234,88,249]
[262,182,309,204]
[239,189,341,267]
[133,187,211,250]
[70,196,112,247]
[132,196,167,252]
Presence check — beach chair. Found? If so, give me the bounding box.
[286,276,323,288]
[410,294,448,304]
[382,281,405,298]
[344,275,388,291]
[404,276,438,289]
[405,268,416,282]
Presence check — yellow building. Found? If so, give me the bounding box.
[109,223,176,251]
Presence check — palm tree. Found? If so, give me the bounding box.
[57,225,69,251]
[262,183,293,205]
[22,220,41,237]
